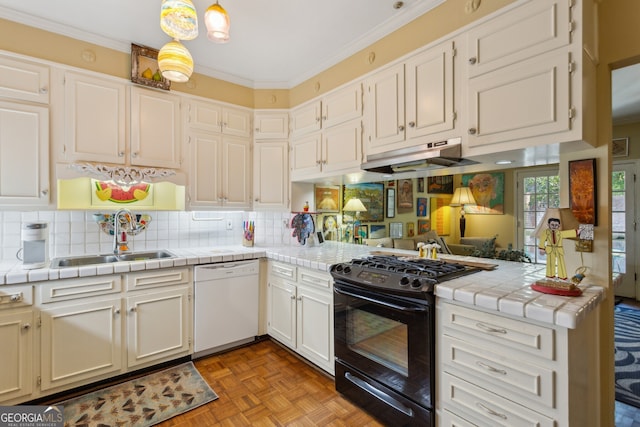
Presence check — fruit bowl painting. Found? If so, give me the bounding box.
[91,180,154,206]
[93,213,152,237]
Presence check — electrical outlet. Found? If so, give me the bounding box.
[226,220,233,230]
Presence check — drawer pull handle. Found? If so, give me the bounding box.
[476,361,507,375]
[1,293,23,304]
[476,322,507,334]
[476,402,507,420]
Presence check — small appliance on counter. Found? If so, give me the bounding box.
[17,222,49,269]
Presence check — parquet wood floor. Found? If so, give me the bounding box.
[158,339,384,426]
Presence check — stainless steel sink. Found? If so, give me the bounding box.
[50,250,175,268]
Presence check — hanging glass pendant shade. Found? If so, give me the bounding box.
[160,0,198,40]
[204,1,230,43]
[158,40,194,83]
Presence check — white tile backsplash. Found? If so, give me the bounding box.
[0,210,292,260]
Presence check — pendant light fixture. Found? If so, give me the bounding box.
[158,40,194,83]
[204,1,230,43]
[160,0,198,40]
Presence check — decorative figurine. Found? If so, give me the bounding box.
[538,217,579,280]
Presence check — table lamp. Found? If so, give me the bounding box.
[343,198,367,243]
[449,187,476,238]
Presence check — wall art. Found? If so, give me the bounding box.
[397,179,414,213]
[315,185,340,212]
[462,172,505,214]
[417,197,428,217]
[343,183,384,222]
[569,158,597,225]
[131,43,170,90]
[427,175,454,194]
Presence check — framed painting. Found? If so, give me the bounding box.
[390,222,403,238]
[355,224,368,240]
[427,175,454,194]
[386,188,395,218]
[397,179,414,213]
[131,44,171,90]
[407,222,415,237]
[315,185,340,212]
[343,183,384,222]
[417,197,428,217]
[569,158,597,225]
[321,215,339,241]
[462,172,505,214]
[612,137,629,158]
[417,177,425,193]
[417,219,431,234]
[430,196,452,236]
[370,224,386,238]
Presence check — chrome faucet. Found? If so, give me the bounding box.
[113,208,135,255]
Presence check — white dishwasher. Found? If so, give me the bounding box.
[194,259,259,358]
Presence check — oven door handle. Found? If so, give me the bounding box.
[345,371,414,417]
[334,287,427,312]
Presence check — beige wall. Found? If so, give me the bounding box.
[614,121,640,159]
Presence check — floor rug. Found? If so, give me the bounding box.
[58,361,218,426]
[615,305,640,408]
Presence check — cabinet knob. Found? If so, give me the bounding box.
[255,198,259,202]
[114,308,121,315]
[408,121,416,128]
[469,57,477,65]
[130,307,136,312]
[468,128,477,135]
[322,116,327,121]
[132,151,139,158]
[316,117,320,123]
[297,296,302,301]
[398,125,405,131]
[118,151,125,157]
[40,189,49,196]
[39,87,48,94]
[255,128,259,132]
[290,295,296,300]
[10,293,22,302]
[22,323,31,330]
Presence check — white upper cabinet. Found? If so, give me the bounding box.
[463,0,595,154]
[0,55,49,104]
[0,101,49,206]
[185,99,252,138]
[253,140,289,210]
[366,39,457,156]
[63,71,127,164]
[130,86,182,169]
[290,100,322,137]
[254,110,289,139]
[321,82,362,129]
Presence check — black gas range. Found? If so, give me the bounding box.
[331,255,479,427]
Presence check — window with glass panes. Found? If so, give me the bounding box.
[522,173,560,263]
[612,170,626,274]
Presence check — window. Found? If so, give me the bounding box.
[517,169,560,264]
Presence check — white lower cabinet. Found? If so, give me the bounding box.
[0,285,34,404]
[436,299,598,427]
[21,268,193,403]
[267,262,334,374]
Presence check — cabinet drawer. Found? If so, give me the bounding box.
[441,373,555,427]
[38,276,121,304]
[440,301,555,360]
[270,262,297,281]
[0,285,33,309]
[298,268,331,290]
[441,335,555,408]
[126,268,190,292]
[438,409,478,427]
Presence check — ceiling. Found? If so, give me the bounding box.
[0,0,443,89]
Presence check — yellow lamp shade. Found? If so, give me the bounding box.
[160,0,198,40]
[204,2,230,43]
[158,40,193,83]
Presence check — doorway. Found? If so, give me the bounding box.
[612,162,638,299]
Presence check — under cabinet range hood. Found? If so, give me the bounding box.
[361,137,477,174]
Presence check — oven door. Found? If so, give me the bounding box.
[334,281,434,410]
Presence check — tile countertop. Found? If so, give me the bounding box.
[0,242,604,329]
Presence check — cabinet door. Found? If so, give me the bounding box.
[254,111,289,139]
[0,55,49,103]
[297,285,333,374]
[405,40,455,140]
[40,298,123,391]
[366,63,405,154]
[466,0,570,78]
[267,279,296,349]
[322,82,362,129]
[130,87,181,168]
[290,101,322,137]
[0,310,33,403]
[222,106,252,138]
[254,140,289,209]
[466,51,570,150]
[126,286,191,368]
[322,119,362,174]
[221,136,252,209]
[290,133,321,179]
[63,71,127,164]
[185,99,222,133]
[187,130,222,207]
[0,101,49,206]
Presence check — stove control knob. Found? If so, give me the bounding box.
[334,264,344,272]
[411,279,422,289]
[343,266,352,274]
[400,276,410,286]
